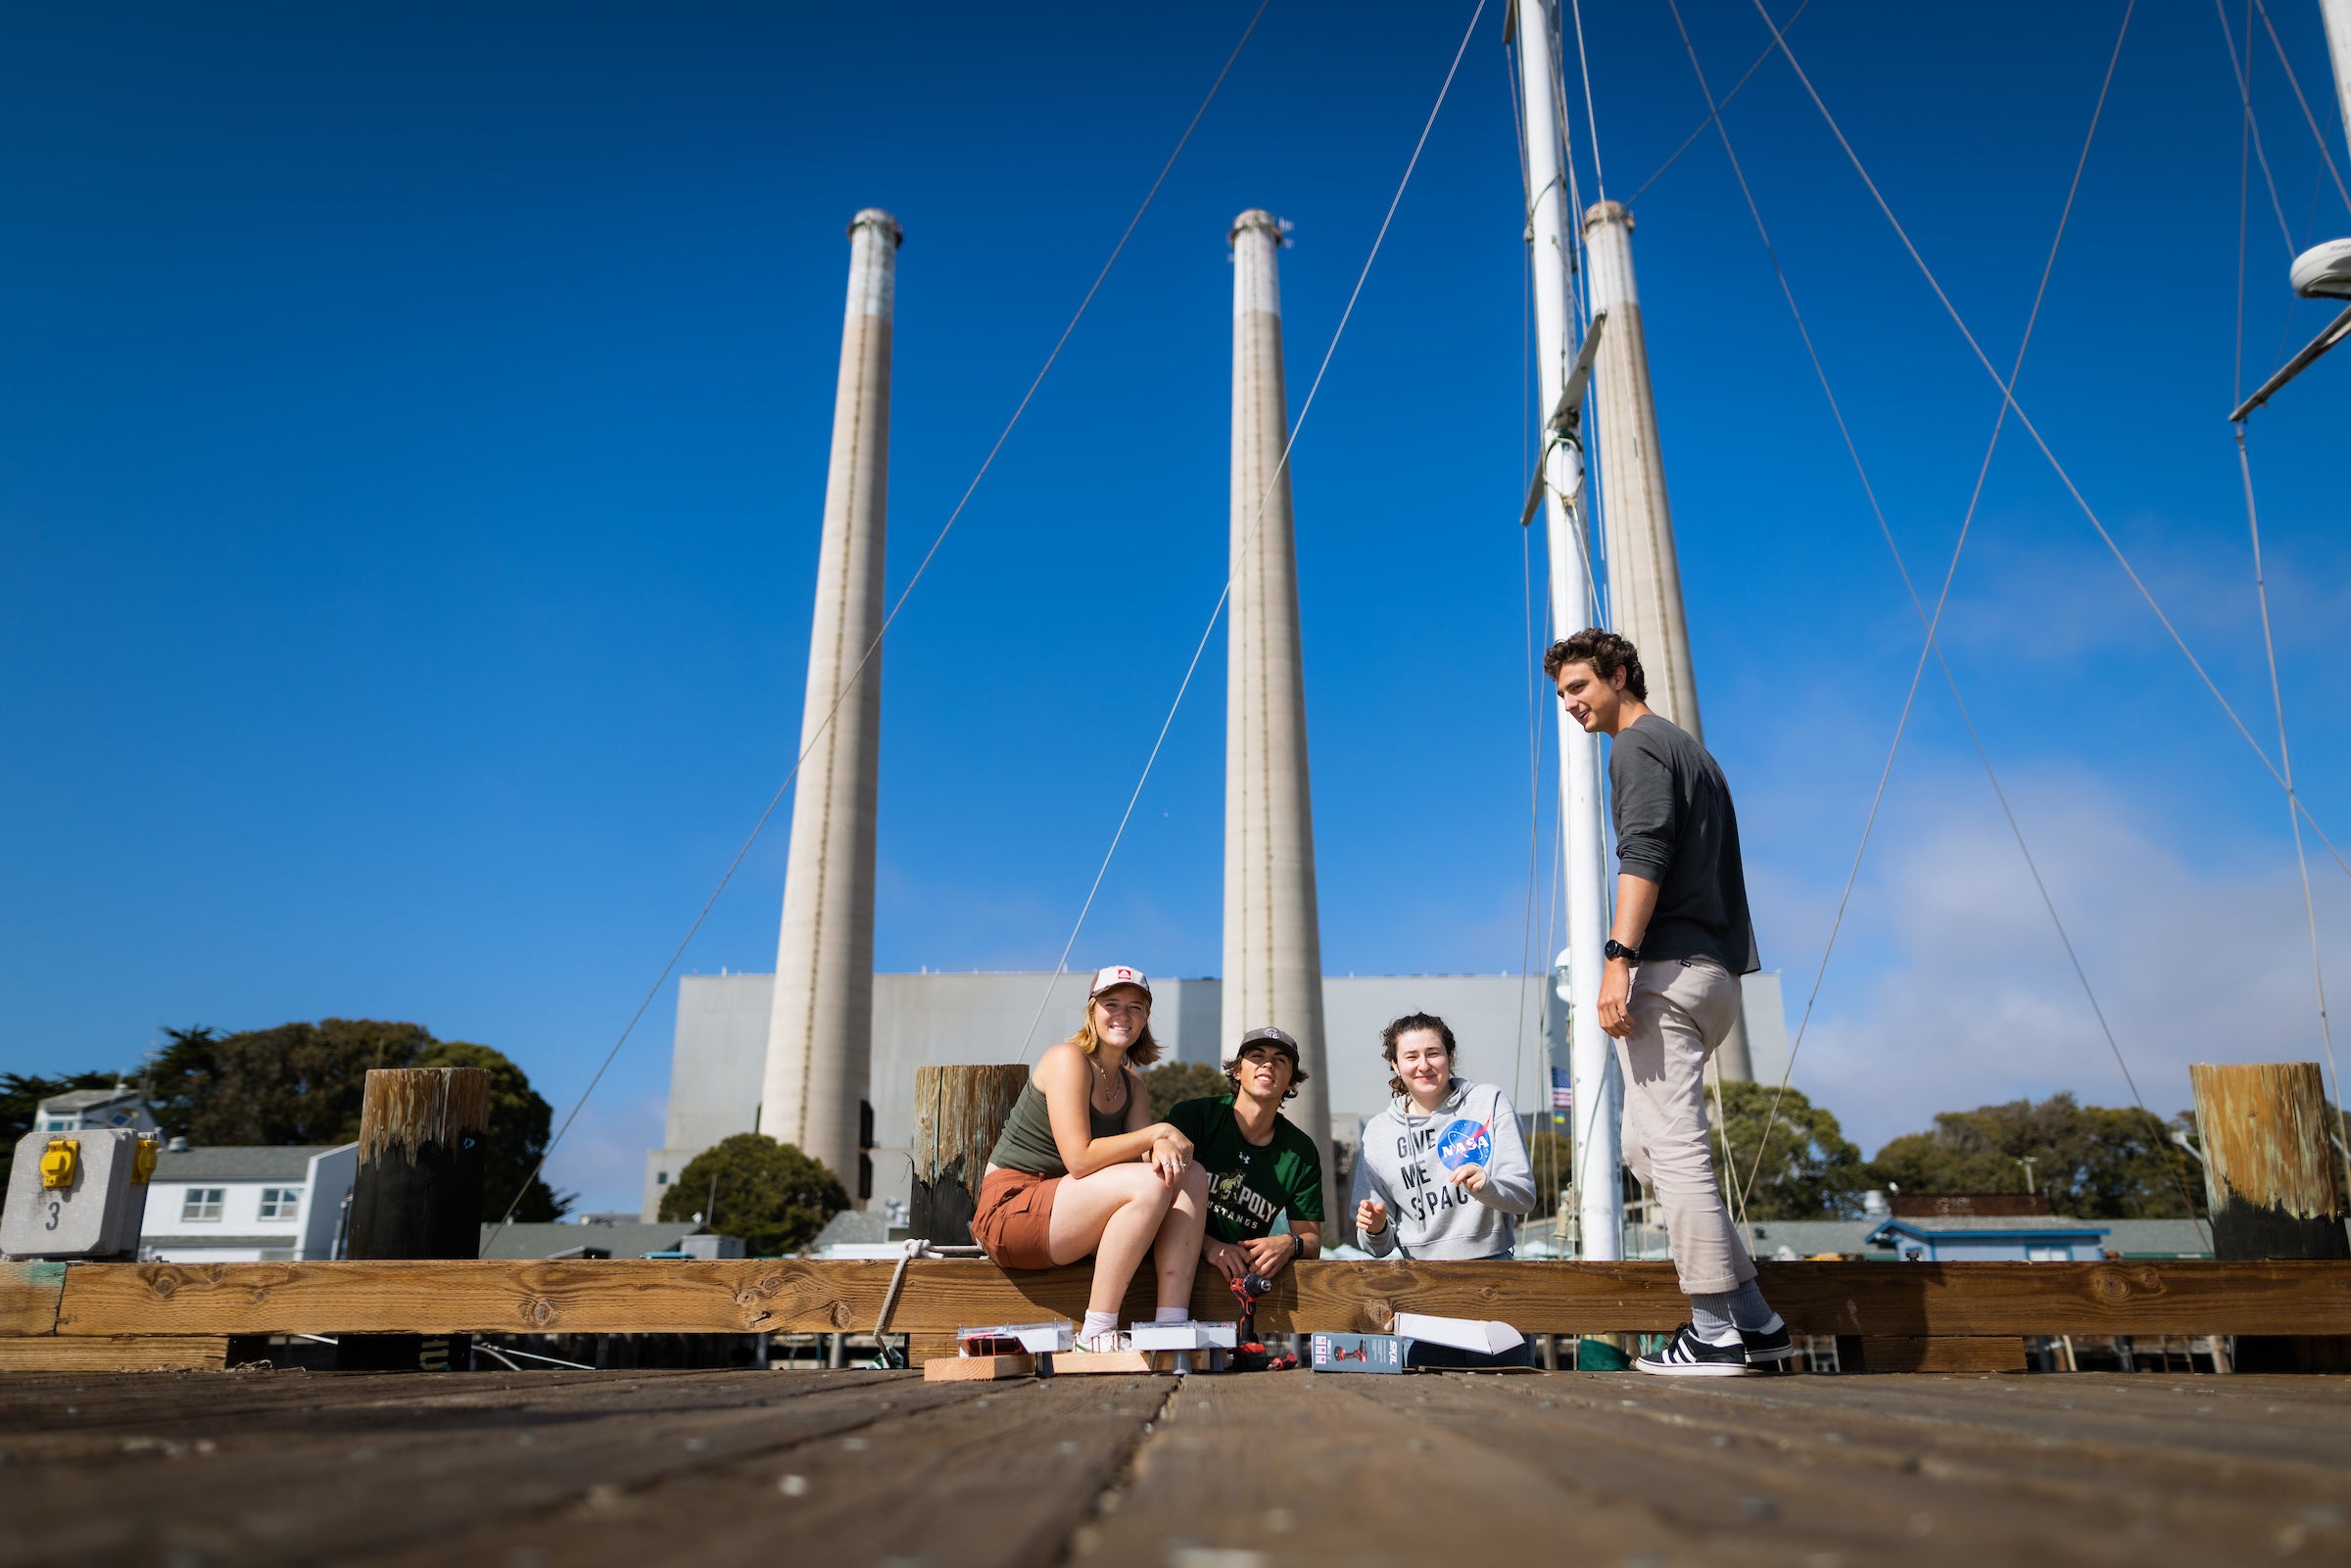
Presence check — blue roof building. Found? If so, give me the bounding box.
[1865,1213,2109,1262]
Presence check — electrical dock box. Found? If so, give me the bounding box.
[1311,1332,1412,1373]
[2,1127,158,1259]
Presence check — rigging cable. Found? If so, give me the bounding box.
[1015,0,1493,1055]
[1673,0,2206,1233]
[1743,0,2351,889]
[479,0,1275,1248]
[2226,8,2349,1190]
[1629,0,1811,206]
[2232,433,2348,1186]
[2249,0,2351,214]
[2215,0,2305,260]
[1566,0,1607,202]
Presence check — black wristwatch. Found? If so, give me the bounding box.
[1604,938,1642,962]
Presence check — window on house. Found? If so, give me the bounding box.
[259,1249,296,1262]
[656,1171,670,1185]
[181,1188,224,1222]
[2025,1244,2070,1262]
[258,1187,301,1220]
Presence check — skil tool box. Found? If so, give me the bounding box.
[1310,1332,1411,1373]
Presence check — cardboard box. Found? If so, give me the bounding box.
[1311,1333,1411,1373]
[1128,1321,1239,1352]
[1391,1311,1523,1355]
[956,1320,1073,1355]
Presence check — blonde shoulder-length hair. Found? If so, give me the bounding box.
[1072,991,1162,1068]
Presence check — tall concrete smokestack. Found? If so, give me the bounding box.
[758,208,901,1199]
[1582,199,1752,1081]
[1223,210,1334,1221]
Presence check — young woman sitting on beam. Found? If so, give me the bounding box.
[971,965,1210,1352]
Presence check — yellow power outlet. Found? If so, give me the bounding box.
[39,1138,80,1190]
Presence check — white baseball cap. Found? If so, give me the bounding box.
[1089,965,1152,998]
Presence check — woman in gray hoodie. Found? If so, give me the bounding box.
[1351,1012,1535,1260]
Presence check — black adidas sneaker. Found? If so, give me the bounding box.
[1740,1320,1798,1367]
[1634,1324,1753,1377]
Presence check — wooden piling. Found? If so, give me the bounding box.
[336,1067,491,1371]
[2189,1062,2349,1371]
[909,1064,1029,1246]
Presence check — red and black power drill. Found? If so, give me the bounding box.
[1229,1271,1298,1372]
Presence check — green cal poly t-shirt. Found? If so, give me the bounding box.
[1167,1095,1325,1244]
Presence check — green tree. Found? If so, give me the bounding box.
[150,1020,433,1146]
[1869,1092,2202,1219]
[1146,1060,1229,1120]
[1,1069,122,1187]
[414,1040,571,1222]
[145,1020,572,1219]
[659,1132,847,1257]
[1707,1081,1872,1220]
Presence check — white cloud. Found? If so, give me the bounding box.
[1776,764,2351,1154]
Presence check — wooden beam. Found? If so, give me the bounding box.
[0,1334,228,1373]
[15,1258,2351,1341]
[0,1260,67,1336]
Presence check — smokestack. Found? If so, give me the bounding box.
[758,209,901,1201]
[1582,200,1752,1081]
[1223,210,1335,1222]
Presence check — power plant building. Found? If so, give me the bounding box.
[640,967,1787,1223]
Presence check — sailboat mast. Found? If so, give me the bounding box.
[2322,0,2351,146]
[1512,0,1621,1262]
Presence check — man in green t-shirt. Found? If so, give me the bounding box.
[1167,1026,1324,1280]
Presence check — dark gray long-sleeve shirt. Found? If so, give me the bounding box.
[1607,714,1759,974]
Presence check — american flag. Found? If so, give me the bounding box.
[1549,1067,1573,1110]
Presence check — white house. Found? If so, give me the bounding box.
[33,1086,159,1135]
[140,1142,359,1262]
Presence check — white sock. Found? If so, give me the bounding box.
[1153,1307,1190,1324]
[1081,1310,1118,1343]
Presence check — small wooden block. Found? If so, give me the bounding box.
[1050,1350,1164,1375]
[924,1352,1034,1382]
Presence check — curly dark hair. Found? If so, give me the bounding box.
[1379,1012,1457,1099]
[1542,628,1647,701]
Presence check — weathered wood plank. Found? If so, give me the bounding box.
[0,1259,66,1335]
[1084,1367,1694,1564]
[347,1373,1168,1568]
[0,1334,226,1372]
[1405,1370,2351,1565]
[0,1368,966,1567]
[31,1257,2351,1339]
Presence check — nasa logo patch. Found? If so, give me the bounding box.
[1435,1117,1493,1171]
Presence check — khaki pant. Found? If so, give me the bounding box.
[1615,954,1755,1297]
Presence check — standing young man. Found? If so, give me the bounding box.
[1168,1026,1324,1281]
[1546,628,1794,1375]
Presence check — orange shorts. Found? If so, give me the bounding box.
[972,1165,1061,1270]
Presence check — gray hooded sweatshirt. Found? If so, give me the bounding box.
[1351,1077,1535,1259]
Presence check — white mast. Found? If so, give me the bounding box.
[1513,0,1620,1261]
[2321,0,2351,144]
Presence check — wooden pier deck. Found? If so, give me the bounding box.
[1,1364,2343,1567]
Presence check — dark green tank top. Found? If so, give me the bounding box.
[988,1065,1133,1176]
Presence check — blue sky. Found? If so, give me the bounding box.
[5,2,2346,1211]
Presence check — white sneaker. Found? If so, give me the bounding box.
[1077,1328,1130,1354]
[1634,1324,1754,1377]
